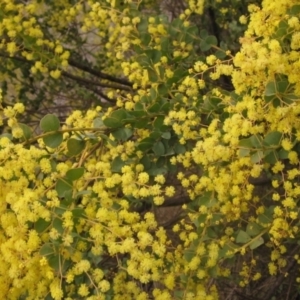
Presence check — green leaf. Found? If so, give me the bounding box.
[200,40,211,52]
[103,109,127,128]
[239,148,250,157]
[200,35,218,51]
[56,178,73,197]
[148,103,160,113]
[239,137,252,149]
[103,117,122,128]
[289,4,300,14]
[40,114,60,132]
[66,167,84,181]
[200,29,208,38]
[72,207,85,218]
[265,81,276,96]
[174,143,186,154]
[53,218,64,234]
[215,50,226,59]
[258,206,274,225]
[206,35,218,46]
[153,116,165,130]
[48,254,61,271]
[278,148,289,159]
[134,102,144,110]
[249,135,263,148]
[35,218,51,233]
[18,123,32,140]
[137,137,155,151]
[184,250,195,263]
[246,222,264,237]
[0,133,12,141]
[152,141,165,156]
[149,131,161,140]
[219,242,238,259]
[40,243,55,256]
[250,151,264,163]
[208,265,218,278]
[196,192,217,208]
[249,237,264,250]
[93,117,104,128]
[134,118,150,128]
[112,128,133,141]
[140,155,151,170]
[140,33,151,46]
[207,227,218,239]
[263,131,282,147]
[137,17,148,33]
[145,49,161,64]
[148,166,167,176]
[236,230,251,244]
[162,132,171,139]
[76,190,92,197]
[111,156,125,173]
[264,150,278,164]
[157,84,168,96]
[160,101,170,113]
[276,79,289,93]
[67,138,85,156]
[185,25,199,43]
[147,68,158,82]
[43,132,63,148]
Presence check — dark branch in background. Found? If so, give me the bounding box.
[206,6,234,91]
[68,58,133,87]
[82,84,117,104]
[0,51,132,91]
[61,71,132,91]
[163,195,190,207]
[0,51,123,105]
[256,245,300,300]
[207,6,221,46]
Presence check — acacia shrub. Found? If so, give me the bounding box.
[1,0,300,299]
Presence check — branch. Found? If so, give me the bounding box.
[260,245,300,300]
[62,70,132,91]
[68,58,133,87]
[163,195,190,207]
[0,52,118,103]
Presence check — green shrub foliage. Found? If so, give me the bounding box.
[1,0,300,299]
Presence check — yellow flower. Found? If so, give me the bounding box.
[138,172,149,184]
[165,186,175,197]
[78,283,89,297]
[50,69,61,79]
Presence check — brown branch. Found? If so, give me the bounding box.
[68,58,132,87]
[61,70,132,91]
[261,245,300,300]
[0,52,118,103]
[163,195,190,207]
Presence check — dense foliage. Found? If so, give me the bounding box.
[1,0,300,299]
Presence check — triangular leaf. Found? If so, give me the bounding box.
[249,237,264,250]
[236,230,251,244]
